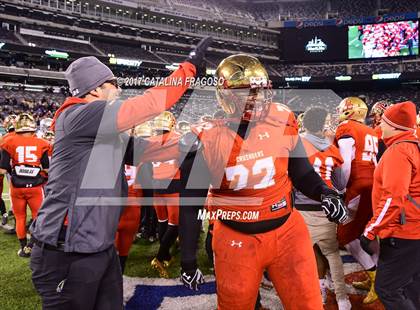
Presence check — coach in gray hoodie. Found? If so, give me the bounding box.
[29,37,212,310]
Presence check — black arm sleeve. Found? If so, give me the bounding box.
[179,149,211,271]
[0,150,11,172]
[40,151,49,169]
[288,137,336,202]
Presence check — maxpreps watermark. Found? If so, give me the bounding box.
[117,76,225,87]
[197,209,260,221]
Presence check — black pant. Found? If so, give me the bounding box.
[30,244,123,310]
[376,238,420,310]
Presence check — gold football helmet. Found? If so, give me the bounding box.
[176,121,191,135]
[134,121,153,137]
[215,54,272,122]
[3,114,17,131]
[153,111,176,132]
[15,113,37,133]
[337,97,368,123]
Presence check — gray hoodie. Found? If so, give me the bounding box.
[294,132,344,206]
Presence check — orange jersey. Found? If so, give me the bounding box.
[191,103,298,222]
[301,137,343,189]
[152,159,180,180]
[335,120,377,183]
[2,134,50,168]
[0,131,16,147]
[151,131,181,180]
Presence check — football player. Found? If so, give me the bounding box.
[295,106,351,309]
[334,97,379,304]
[150,111,181,278]
[0,113,50,257]
[178,54,347,309]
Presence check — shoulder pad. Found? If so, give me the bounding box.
[179,131,203,153]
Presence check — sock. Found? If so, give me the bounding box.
[119,256,128,273]
[18,238,27,249]
[345,239,376,270]
[157,220,168,242]
[157,225,178,262]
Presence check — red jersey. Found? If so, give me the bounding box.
[301,137,343,189]
[2,134,50,168]
[335,120,377,185]
[151,132,181,181]
[191,103,299,222]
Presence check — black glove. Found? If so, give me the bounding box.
[359,235,376,256]
[186,36,213,70]
[181,268,204,291]
[321,193,348,224]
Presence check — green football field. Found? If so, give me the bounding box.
[0,180,212,310]
[348,25,419,59]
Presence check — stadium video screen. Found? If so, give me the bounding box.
[348,21,419,59]
[281,27,347,62]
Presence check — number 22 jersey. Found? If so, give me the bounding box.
[190,103,299,222]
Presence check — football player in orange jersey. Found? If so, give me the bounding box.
[150,111,182,278]
[0,114,17,225]
[178,54,347,310]
[0,113,50,257]
[334,97,380,304]
[295,106,351,310]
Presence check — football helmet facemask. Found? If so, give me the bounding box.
[216,54,272,122]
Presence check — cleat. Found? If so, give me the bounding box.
[363,271,378,304]
[17,246,31,258]
[352,273,370,291]
[151,258,169,278]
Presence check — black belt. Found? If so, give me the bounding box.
[33,238,65,252]
[295,204,324,212]
[221,212,291,235]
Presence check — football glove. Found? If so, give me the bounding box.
[321,193,348,224]
[186,36,213,69]
[181,268,204,291]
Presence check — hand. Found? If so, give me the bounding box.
[186,37,213,69]
[359,235,376,256]
[181,268,204,291]
[321,193,348,224]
